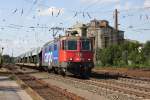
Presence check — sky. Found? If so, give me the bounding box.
[0,0,150,56]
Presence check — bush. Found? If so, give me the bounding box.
[95,41,150,68]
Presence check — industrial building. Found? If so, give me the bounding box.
[70,19,124,50]
[87,19,124,49]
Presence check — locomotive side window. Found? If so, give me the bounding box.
[68,40,77,50]
[81,40,91,50]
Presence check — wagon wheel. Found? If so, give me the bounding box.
[61,68,66,76]
[54,67,58,74]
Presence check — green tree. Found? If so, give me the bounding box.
[142,41,150,66]
[95,40,149,68]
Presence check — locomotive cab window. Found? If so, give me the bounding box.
[67,40,77,50]
[62,40,77,50]
[81,40,91,50]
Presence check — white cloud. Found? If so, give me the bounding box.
[37,7,64,16]
[144,0,150,7]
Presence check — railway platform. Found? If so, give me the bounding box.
[0,76,32,100]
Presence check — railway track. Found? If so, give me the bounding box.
[5,64,150,100]
[91,78,150,93]
[5,65,85,100]
[46,73,150,100]
[118,77,150,86]
[88,79,150,99]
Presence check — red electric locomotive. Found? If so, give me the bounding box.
[58,35,94,78]
[16,30,94,78]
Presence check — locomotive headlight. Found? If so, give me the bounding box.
[69,58,73,61]
[76,58,80,60]
[88,58,91,61]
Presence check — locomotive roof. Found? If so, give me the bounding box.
[43,36,90,47]
[60,36,89,40]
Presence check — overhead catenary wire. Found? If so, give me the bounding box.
[73,12,78,17]
[51,8,53,16]
[9,0,150,20]
[87,12,92,19]
[12,8,18,14]
[1,1,150,56]
[21,8,24,16]
[1,1,150,35]
[56,9,61,17]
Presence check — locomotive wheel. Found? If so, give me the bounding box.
[57,68,62,75]
[48,63,53,73]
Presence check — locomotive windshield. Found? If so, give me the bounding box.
[62,39,91,50]
[81,40,91,50]
[67,40,77,50]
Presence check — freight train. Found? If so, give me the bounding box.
[16,32,94,78]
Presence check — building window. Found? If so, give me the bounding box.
[104,37,109,48]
